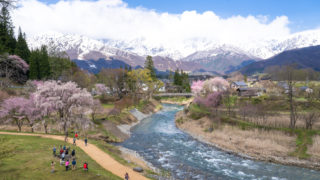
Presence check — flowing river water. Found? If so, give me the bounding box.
[119,104,320,180]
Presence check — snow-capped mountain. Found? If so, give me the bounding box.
[27,29,320,74]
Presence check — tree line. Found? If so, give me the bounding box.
[0,3,76,86]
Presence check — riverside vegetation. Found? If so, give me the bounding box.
[176,69,320,170]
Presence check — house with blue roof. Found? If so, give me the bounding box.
[231,81,248,89]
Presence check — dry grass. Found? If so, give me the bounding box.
[177,115,297,159]
[210,125,296,156]
[307,135,320,158]
[242,113,320,129]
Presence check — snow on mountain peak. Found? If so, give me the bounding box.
[27,29,320,61]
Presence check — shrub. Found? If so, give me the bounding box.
[108,108,121,116]
[188,104,210,120]
[99,94,117,104]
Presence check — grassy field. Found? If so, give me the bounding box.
[102,103,115,109]
[0,135,121,180]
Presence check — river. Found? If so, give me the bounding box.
[119,104,320,180]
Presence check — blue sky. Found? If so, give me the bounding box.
[39,0,320,32]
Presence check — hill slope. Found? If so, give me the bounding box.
[240,45,320,75]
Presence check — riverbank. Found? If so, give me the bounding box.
[117,99,162,137]
[175,111,320,170]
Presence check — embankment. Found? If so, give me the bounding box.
[175,111,320,170]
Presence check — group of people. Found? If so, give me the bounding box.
[51,132,89,173]
[50,132,131,180]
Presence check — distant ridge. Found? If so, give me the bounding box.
[240,45,320,75]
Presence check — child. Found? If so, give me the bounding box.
[84,137,88,146]
[75,132,78,139]
[51,161,55,173]
[71,149,75,157]
[65,160,70,171]
[83,162,88,171]
[73,137,76,146]
[52,146,56,157]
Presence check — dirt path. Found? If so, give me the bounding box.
[0,131,149,180]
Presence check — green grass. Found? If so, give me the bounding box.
[135,99,149,112]
[0,135,121,180]
[102,103,115,109]
[188,104,210,120]
[90,140,131,167]
[290,129,317,159]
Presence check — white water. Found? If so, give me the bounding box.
[119,104,320,180]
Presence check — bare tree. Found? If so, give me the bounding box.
[268,65,306,129]
[91,99,102,122]
[304,111,319,130]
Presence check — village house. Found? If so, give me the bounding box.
[300,86,313,94]
[230,81,248,89]
[236,87,266,97]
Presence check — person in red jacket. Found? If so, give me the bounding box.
[83,162,88,171]
[75,132,78,139]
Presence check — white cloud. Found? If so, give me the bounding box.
[12,0,291,48]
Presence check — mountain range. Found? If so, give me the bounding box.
[240,45,320,75]
[27,29,320,74]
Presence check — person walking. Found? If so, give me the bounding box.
[71,149,75,157]
[65,160,70,171]
[72,158,76,170]
[51,161,55,173]
[63,145,66,151]
[65,131,68,142]
[84,137,88,146]
[73,137,76,146]
[75,132,78,139]
[125,172,129,180]
[52,146,56,157]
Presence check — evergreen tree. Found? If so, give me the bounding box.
[15,27,30,63]
[29,46,50,80]
[39,45,50,79]
[29,49,40,79]
[144,55,156,80]
[174,69,182,86]
[0,6,16,54]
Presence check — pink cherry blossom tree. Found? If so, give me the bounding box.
[194,92,222,109]
[0,55,29,85]
[0,97,29,132]
[95,83,108,95]
[34,81,93,137]
[191,80,204,95]
[23,94,41,132]
[203,77,229,95]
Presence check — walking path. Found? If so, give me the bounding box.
[0,131,149,180]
